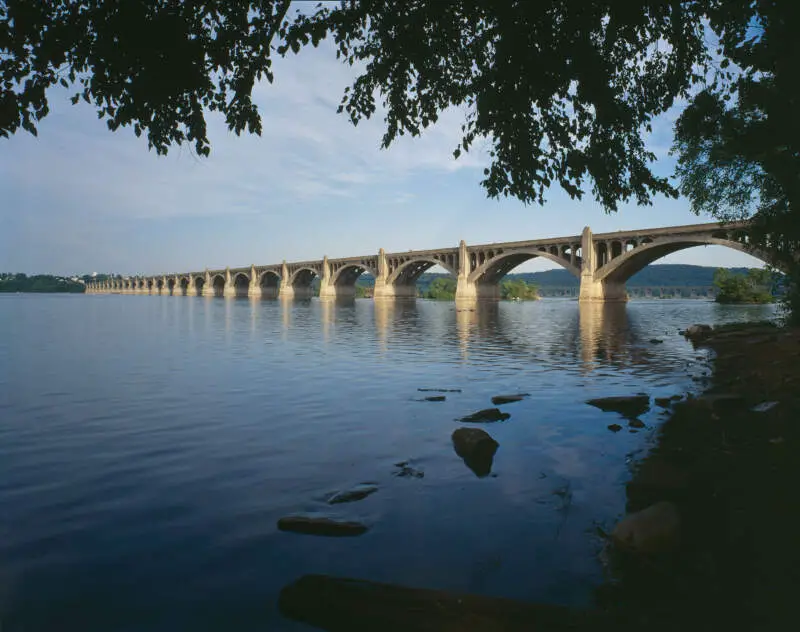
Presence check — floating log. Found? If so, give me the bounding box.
[278,574,597,631]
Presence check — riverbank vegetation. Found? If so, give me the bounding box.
[713,269,774,304]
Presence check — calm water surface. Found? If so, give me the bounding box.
[0,295,777,631]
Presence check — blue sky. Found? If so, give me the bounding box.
[0,41,763,276]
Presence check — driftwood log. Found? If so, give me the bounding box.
[278,574,598,631]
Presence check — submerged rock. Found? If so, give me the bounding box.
[278,516,369,537]
[649,338,664,344]
[490,394,529,405]
[393,462,424,478]
[607,423,623,432]
[326,484,379,505]
[612,501,681,553]
[586,394,650,419]
[452,428,499,477]
[422,395,446,402]
[628,419,646,429]
[458,408,511,423]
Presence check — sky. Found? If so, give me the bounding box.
[0,40,764,277]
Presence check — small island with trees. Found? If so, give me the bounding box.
[713,269,775,304]
[423,277,539,301]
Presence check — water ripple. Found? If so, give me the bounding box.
[0,294,776,631]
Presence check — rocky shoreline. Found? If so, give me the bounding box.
[599,321,800,631]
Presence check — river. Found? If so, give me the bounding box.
[0,294,777,631]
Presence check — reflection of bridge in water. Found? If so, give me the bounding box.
[363,299,671,373]
[87,221,764,302]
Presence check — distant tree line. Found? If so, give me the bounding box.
[0,273,85,293]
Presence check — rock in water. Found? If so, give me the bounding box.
[423,395,446,402]
[326,484,379,505]
[278,516,369,537]
[491,394,529,405]
[628,419,646,429]
[607,424,623,432]
[586,395,650,418]
[458,408,511,423]
[452,428,499,477]
[684,324,713,342]
[612,501,680,553]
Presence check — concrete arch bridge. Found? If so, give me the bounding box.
[86,221,766,302]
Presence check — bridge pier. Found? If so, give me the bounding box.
[578,226,628,303]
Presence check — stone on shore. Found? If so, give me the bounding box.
[452,428,499,477]
[491,394,529,405]
[278,516,369,537]
[326,484,379,505]
[654,396,680,408]
[611,501,681,553]
[680,392,746,414]
[587,394,650,419]
[627,461,691,508]
[459,408,511,423]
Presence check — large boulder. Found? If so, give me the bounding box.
[611,501,681,553]
[683,324,713,342]
[278,516,369,537]
[586,394,650,419]
[452,428,499,477]
[458,408,511,423]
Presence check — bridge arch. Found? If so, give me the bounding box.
[468,249,581,285]
[253,270,281,298]
[231,272,250,297]
[595,236,772,284]
[178,276,190,295]
[209,274,226,297]
[331,262,379,287]
[259,270,281,286]
[192,275,205,295]
[288,267,318,287]
[387,257,458,286]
